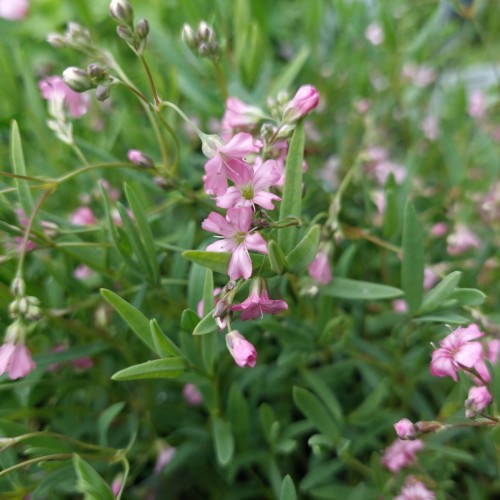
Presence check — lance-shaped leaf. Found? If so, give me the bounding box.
[323,278,403,300]
[212,416,234,466]
[73,454,114,500]
[280,475,297,500]
[11,120,34,215]
[420,271,461,313]
[193,309,217,336]
[111,357,187,381]
[286,224,320,273]
[278,121,305,253]
[268,240,288,275]
[150,319,182,357]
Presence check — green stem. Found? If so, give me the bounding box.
[212,60,228,102]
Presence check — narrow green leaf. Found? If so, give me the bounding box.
[323,278,403,300]
[73,454,114,500]
[302,371,343,425]
[448,288,486,307]
[212,416,234,466]
[193,309,217,336]
[111,357,187,381]
[383,174,398,239]
[101,289,155,352]
[420,271,462,313]
[268,240,288,275]
[278,121,306,253]
[181,308,200,331]
[401,201,424,314]
[413,311,469,325]
[98,402,126,447]
[202,269,218,373]
[349,381,388,423]
[202,268,215,315]
[293,386,338,442]
[150,319,182,357]
[269,47,310,97]
[286,225,320,273]
[280,475,297,500]
[124,183,159,283]
[183,250,268,276]
[10,120,34,215]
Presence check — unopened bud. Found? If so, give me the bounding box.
[87,63,108,83]
[67,22,92,46]
[47,33,67,48]
[213,299,230,318]
[5,320,24,342]
[181,24,196,49]
[17,297,29,315]
[109,0,134,25]
[116,25,134,44]
[96,85,111,102]
[197,21,212,42]
[63,67,92,92]
[127,149,154,168]
[8,301,19,319]
[10,276,26,296]
[415,420,446,434]
[136,19,149,39]
[197,42,210,57]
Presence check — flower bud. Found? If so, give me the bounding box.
[181,24,196,49]
[414,420,446,434]
[95,85,111,102]
[10,276,26,296]
[465,386,492,418]
[135,19,149,39]
[63,67,92,92]
[225,330,257,368]
[8,300,19,319]
[197,21,213,42]
[5,320,25,342]
[87,63,108,83]
[47,33,67,48]
[67,22,92,47]
[394,418,416,440]
[282,85,320,123]
[109,0,134,25]
[116,25,134,44]
[127,149,154,168]
[213,299,230,318]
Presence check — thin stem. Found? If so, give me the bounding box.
[139,54,161,108]
[160,100,206,140]
[212,60,228,102]
[116,458,130,500]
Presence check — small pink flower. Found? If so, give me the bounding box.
[381,439,424,473]
[183,383,202,405]
[355,99,371,113]
[154,445,176,474]
[465,385,492,418]
[423,268,439,291]
[225,330,257,368]
[202,133,260,195]
[372,160,406,185]
[221,97,264,131]
[216,159,281,210]
[446,224,480,255]
[111,475,123,497]
[282,85,320,123]
[487,339,500,364]
[73,265,94,280]
[394,418,416,440]
[70,207,96,226]
[0,342,36,380]
[197,287,222,318]
[308,249,332,285]
[430,222,448,237]
[392,299,408,314]
[365,22,384,45]
[202,207,268,280]
[231,278,288,320]
[395,476,435,500]
[402,63,436,88]
[39,76,89,118]
[468,90,486,120]
[127,149,154,168]
[422,115,439,141]
[430,324,485,382]
[0,0,29,20]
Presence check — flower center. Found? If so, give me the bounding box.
[241,185,254,200]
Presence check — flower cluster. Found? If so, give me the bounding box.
[200,86,319,367]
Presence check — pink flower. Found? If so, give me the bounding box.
[423,268,439,291]
[487,339,500,364]
[308,249,332,284]
[202,207,267,280]
[430,324,486,382]
[183,383,202,405]
[225,330,257,368]
[465,385,492,418]
[0,0,29,20]
[197,287,222,318]
[381,439,424,473]
[446,224,480,255]
[468,90,486,120]
[154,445,175,474]
[39,76,89,118]
[221,97,264,131]
[392,299,408,314]
[70,207,96,226]
[231,278,288,320]
[111,475,123,497]
[395,476,435,500]
[402,63,436,88]
[430,222,448,237]
[202,133,260,195]
[216,159,281,210]
[394,418,416,440]
[127,149,154,168]
[422,115,439,141]
[365,23,384,45]
[0,342,36,380]
[282,85,320,123]
[73,265,94,280]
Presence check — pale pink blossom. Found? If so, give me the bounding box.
[392,299,408,314]
[282,85,320,123]
[183,383,202,405]
[0,342,36,380]
[394,418,416,440]
[221,97,264,131]
[216,159,281,210]
[381,439,424,473]
[468,90,486,120]
[127,149,154,168]
[154,445,176,474]
[308,249,332,285]
[202,207,267,280]
[402,63,436,88]
[197,287,222,318]
[446,224,480,255]
[0,0,29,20]
[70,207,96,226]
[365,22,384,45]
[430,324,486,382]
[231,278,288,320]
[39,76,89,118]
[430,222,448,237]
[395,476,435,500]
[98,179,121,201]
[423,268,439,291]
[486,339,500,364]
[111,475,123,497]
[465,385,492,418]
[202,133,260,195]
[225,330,257,368]
[372,160,406,185]
[73,265,94,280]
[355,99,371,113]
[422,115,439,141]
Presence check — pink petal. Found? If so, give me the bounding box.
[202,212,235,237]
[220,132,260,156]
[206,238,237,253]
[454,342,483,368]
[252,191,281,210]
[226,207,253,233]
[430,351,458,381]
[216,187,244,209]
[244,232,268,254]
[203,157,228,195]
[228,244,253,280]
[252,160,281,190]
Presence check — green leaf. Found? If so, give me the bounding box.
[268,240,288,275]
[111,357,187,381]
[322,278,403,300]
[181,308,200,331]
[448,288,486,307]
[280,475,297,500]
[401,200,424,314]
[420,271,462,313]
[150,319,182,357]
[302,371,343,425]
[193,309,217,336]
[413,311,469,325]
[212,416,234,466]
[293,386,338,443]
[101,289,155,352]
[10,120,34,215]
[269,48,310,97]
[383,174,398,239]
[182,250,269,276]
[73,454,114,500]
[124,183,159,284]
[278,121,306,253]
[286,224,320,273]
[98,402,126,447]
[201,269,218,373]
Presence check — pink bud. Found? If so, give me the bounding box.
[0,342,36,380]
[127,149,154,168]
[282,85,320,123]
[183,383,202,405]
[225,331,257,368]
[465,386,492,418]
[394,418,416,440]
[308,249,332,285]
[70,207,96,226]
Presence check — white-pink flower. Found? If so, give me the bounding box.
[395,476,435,500]
[70,207,96,226]
[221,97,264,131]
[394,418,416,440]
[225,330,257,368]
[39,76,89,118]
[0,342,36,380]
[0,0,29,20]
[446,224,480,256]
[202,207,267,280]
[468,90,486,120]
[381,439,424,473]
[216,159,281,210]
[365,22,384,46]
[154,445,176,474]
[308,249,332,285]
[465,385,492,418]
